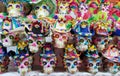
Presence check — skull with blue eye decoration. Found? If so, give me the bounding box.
[104,58,120,74]
[33,0,56,18]
[87,57,102,74]
[64,44,81,74]
[40,43,56,74]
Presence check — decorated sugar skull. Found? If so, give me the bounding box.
[1,33,15,47]
[94,21,112,36]
[87,57,102,74]
[34,0,55,18]
[64,44,80,74]
[93,36,109,51]
[7,1,24,17]
[40,43,56,74]
[28,35,44,53]
[106,60,120,74]
[2,17,12,33]
[14,56,33,76]
[100,2,111,14]
[85,45,99,58]
[52,31,69,48]
[0,56,10,73]
[102,44,120,62]
[76,36,91,52]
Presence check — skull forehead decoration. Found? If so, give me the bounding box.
[52,31,69,48]
[76,36,91,51]
[28,35,44,53]
[14,56,33,76]
[87,57,102,74]
[85,45,99,58]
[7,1,23,17]
[1,33,15,47]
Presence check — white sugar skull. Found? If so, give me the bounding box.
[7,2,23,17]
[76,36,91,51]
[2,17,12,33]
[87,57,102,74]
[1,33,14,47]
[58,2,69,14]
[101,3,110,13]
[15,56,33,76]
[65,58,80,74]
[41,57,56,74]
[107,62,120,74]
[93,36,108,51]
[79,2,88,16]
[34,4,50,18]
[52,31,68,48]
[28,36,44,53]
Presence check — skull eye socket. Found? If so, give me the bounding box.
[8,4,12,8]
[62,35,67,40]
[35,6,40,10]
[50,61,55,65]
[37,41,41,45]
[89,63,93,67]
[80,7,84,10]
[54,34,59,38]
[43,61,47,65]
[24,61,29,66]
[109,63,114,66]
[104,39,108,43]
[60,6,63,9]
[66,62,71,67]
[96,62,101,66]
[9,35,14,39]
[1,35,6,39]
[28,39,33,43]
[16,5,20,8]
[74,61,78,65]
[79,39,84,43]
[16,62,20,66]
[42,5,47,9]
[87,39,91,42]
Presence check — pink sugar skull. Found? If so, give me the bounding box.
[52,31,69,48]
[14,56,33,76]
[41,57,56,74]
[1,33,15,47]
[28,36,44,53]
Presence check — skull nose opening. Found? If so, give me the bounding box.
[20,66,24,68]
[32,43,36,47]
[47,65,50,67]
[5,39,8,42]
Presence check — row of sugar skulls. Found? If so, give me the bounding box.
[0,0,120,75]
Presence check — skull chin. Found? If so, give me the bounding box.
[55,40,65,48]
[29,46,39,53]
[89,68,98,74]
[77,45,88,51]
[43,67,53,74]
[19,68,29,76]
[97,44,105,50]
[36,9,49,18]
[8,10,21,17]
[109,67,119,74]
[68,68,78,74]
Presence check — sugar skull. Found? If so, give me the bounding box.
[14,56,33,76]
[52,31,69,48]
[34,0,55,18]
[2,17,12,33]
[1,33,15,47]
[78,2,91,20]
[76,36,91,52]
[40,43,56,74]
[40,57,56,74]
[64,44,80,74]
[106,60,120,74]
[102,44,120,62]
[57,0,69,14]
[0,56,10,73]
[28,36,44,53]
[87,57,102,74]
[7,1,23,17]
[85,45,99,58]
[93,36,109,51]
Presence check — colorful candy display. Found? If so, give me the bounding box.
[0,0,120,75]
